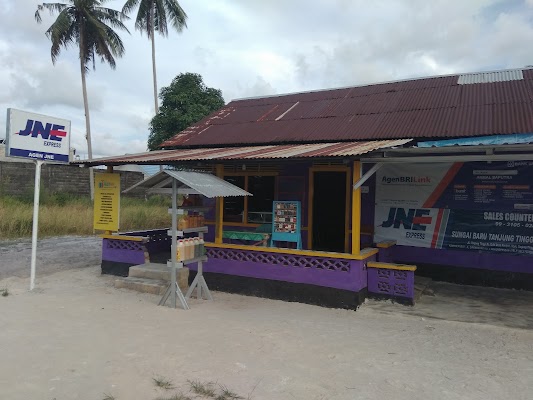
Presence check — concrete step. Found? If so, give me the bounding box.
[114,277,168,295]
[414,276,434,302]
[114,263,190,295]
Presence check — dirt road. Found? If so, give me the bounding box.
[1,267,532,400]
[0,235,101,279]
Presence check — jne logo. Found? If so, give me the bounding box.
[381,208,433,231]
[17,119,67,141]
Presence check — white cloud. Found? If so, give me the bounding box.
[1,0,533,158]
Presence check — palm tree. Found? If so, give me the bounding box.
[122,0,187,114]
[35,0,129,199]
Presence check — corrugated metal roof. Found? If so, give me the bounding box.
[418,133,533,147]
[159,67,533,148]
[123,170,251,197]
[457,69,524,85]
[74,139,411,166]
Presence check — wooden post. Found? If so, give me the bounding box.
[352,161,361,255]
[215,164,224,244]
[105,165,114,235]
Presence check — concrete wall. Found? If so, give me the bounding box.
[0,161,144,197]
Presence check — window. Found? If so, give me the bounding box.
[247,176,275,223]
[223,176,245,222]
[223,175,276,224]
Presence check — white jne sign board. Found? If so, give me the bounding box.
[5,108,72,290]
[5,108,71,163]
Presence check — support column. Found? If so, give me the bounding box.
[215,164,224,244]
[105,165,114,235]
[352,161,361,255]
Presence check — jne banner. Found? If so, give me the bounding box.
[374,161,533,255]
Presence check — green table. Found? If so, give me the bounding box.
[222,230,270,246]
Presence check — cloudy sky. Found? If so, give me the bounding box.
[1,0,533,158]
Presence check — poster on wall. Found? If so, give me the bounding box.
[271,201,302,249]
[93,172,120,232]
[374,161,533,255]
[5,108,71,163]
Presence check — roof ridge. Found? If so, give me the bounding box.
[232,66,533,102]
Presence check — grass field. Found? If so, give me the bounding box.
[0,192,171,239]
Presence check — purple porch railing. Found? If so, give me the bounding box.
[186,247,373,292]
[102,237,148,265]
[367,263,416,304]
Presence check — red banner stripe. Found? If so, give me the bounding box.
[431,209,445,248]
[413,216,432,225]
[423,163,463,208]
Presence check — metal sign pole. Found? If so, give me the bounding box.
[30,160,43,290]
[170,179,178,308]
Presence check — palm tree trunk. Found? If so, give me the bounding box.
[150,3,162,171]
[80,31,94,200]
[150,4,159,115]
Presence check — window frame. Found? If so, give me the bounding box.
[222,171,278,227]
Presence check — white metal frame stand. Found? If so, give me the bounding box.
[185,249,213,301]
[158,178,213,308]
[158,179,190,309]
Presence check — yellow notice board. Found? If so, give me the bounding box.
[93,172,120,232]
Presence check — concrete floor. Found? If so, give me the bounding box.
[364,280,533,330]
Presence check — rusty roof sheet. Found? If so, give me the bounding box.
[123,170,251,197]
[160,68,533,148]
[74,139,411,166]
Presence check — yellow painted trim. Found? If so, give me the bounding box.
[307,168,314,249]
[100,234,144,242]
[367,261,417,271]
[376,240,397,249]
[243,175,249,224]
[205,220,309,231]
[309,165,349,172]
[352,161,361,255]
[207,221,259,228]
[215,164,224,244]
[223,171,279,176]
[342,166,351,253]
[207,242,379,260]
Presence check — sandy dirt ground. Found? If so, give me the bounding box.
[1,266,532,400]
[0,236,101,279]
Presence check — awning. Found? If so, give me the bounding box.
[73,139,411,166]
[124,170,251,198]
[417,133,533,148]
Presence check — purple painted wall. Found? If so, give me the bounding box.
[367,268,415,300]
[102,238,146,265]
[187,247,374,292]
[381,245,533,274]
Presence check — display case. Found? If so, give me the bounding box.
[270,201,302,249]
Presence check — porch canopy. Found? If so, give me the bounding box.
[73,139,411,167]
[123,169,251,197]
[121,169,251,309]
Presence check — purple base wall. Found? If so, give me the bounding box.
[379,245,533,274]
[367,268,415,304]
[186,247,373,292]
[102,238,146,265]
